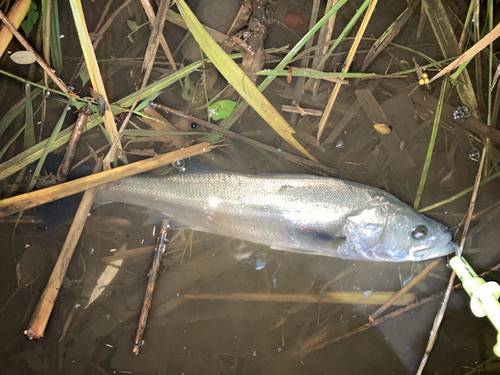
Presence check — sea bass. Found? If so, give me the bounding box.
[95,168,458,262]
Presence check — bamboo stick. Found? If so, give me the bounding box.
[0,142,212,219]
[25,160,103,339]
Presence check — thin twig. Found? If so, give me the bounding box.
[416,147,486,375]
[295,256,500,358]
[57,106,93,182]
[150,102,337,176]
[133,219,169,355]
[370,259,440,320]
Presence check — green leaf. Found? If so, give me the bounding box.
[79,66,90,86]
[127,19,137,31]
[128,34,134,43]
[50,0,63,74]
[27,97,73,192]
[21,3,39,37]
[136,91,164,112]
[181,75,194,101]
[208,100,237,120]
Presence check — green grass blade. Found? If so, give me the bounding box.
[422,0,479,118]
[23,83,35,149]
[0,96,45,160]
[413,79,449,209]
[419,170,500,213]
[50,0,63,73]
[117,60,203,107]
[123,129,209,136]
[26,98,72,192]
[255,70,397,80]
[0,89,41,140]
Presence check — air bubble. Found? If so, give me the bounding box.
[172,159,185,169]
[336,140,345,149]
[468,149,480,161]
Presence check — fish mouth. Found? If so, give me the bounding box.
[410,240,458,261]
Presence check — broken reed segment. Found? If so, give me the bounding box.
[25,159,103,340]
[183,291,416,305]
[133,219,170,355]
[281,105,323,117]
[0,142,212,219]
[56,105,93,182]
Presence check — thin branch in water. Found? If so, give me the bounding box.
[294,256,500,358]
[416,147,486,375]
[133,219,169,355]
[369,259,440,321]
[150,102,337,176]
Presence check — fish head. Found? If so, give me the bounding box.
[343,197,457,262]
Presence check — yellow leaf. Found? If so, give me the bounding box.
[373,123,392,134]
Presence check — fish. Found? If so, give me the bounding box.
[95,166,458,262]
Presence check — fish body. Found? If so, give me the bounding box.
[95,169,457,262]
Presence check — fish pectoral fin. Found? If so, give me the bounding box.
[290,228,347,254]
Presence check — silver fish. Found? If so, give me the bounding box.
[95,169,458,262]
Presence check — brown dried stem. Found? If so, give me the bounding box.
[25,160,103,340]
[0,142,212,219]
[133,219,169,355]
[0,0,32,57]
[140,0,177,71]
[295,256,500,358]
[183,291,416,305]
[369,258,440,320]
[316,0,378,143]
[57,106,93,182]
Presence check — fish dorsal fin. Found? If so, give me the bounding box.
[170,158,226,176]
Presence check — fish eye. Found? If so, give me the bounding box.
[411,225,428,240]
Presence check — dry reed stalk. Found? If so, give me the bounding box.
[0,142,212,219]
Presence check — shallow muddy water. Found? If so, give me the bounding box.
[0,0,499,374]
